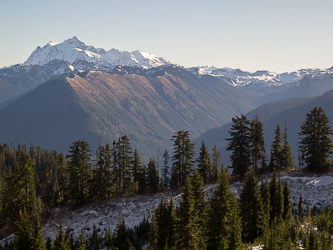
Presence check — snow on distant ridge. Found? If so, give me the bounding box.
[192,65,333,92]
[24,36,170,69]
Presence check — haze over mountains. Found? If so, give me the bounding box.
[1,36,333,159]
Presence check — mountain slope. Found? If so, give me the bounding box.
[0,66,259,158]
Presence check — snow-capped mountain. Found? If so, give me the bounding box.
[24,36,170,69]
[189,66,333,93]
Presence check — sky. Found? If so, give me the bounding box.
[1,0,333,73]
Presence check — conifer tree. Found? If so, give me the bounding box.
[197,140,211,184]
[76,229,87,250]
[226,114,251,177]
[191,168,207,245]
[171,130,196,187]
[13,209,32,250]
[250,114,265,173]
[116,136,133,194]
[31,214,46,250]
[67,140,91,204]
[147,158,159,193]
[162,150,170,190]
[40,166,54,209]
[176,175,204,249]
[269,124,283,170]
[132,148,142,191]
[138,164,147,194]
[53,218,71,250]
[281,121,294,169]
[239,170,263,242]
[211,145,221,182]
[299,107,333,171]
[56,153,68,204]
[206,166,242,249]
[276,177,284,222]
[259,178,271,241]
[112,217,133,250]
[149,210,158,250]
[282,179,292,223]
[297,192,303,223]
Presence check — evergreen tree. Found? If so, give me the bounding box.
[147,158,159,193]
[171,130,196,188]
[162,150,170,190]
[269,124,283,170]
[132,148,142,191]
[206,166,242,249]
[76,229,87,250]
[40,166,54,209]
[259,178,271,242]
[281,121,294,169]
[13,209,32,250]
[112,217,133,250]
[196,140,211,184]
[239,170,263,242]
[297,192,303,223]
[67,140,91,204]
[31,214,46,250]
[116,136,133,194]
[211,145,221,182]
[282,179,292,223]
[149,210,158,250]
[299,107,333,171]
[138,164,147,194]
[191,168,207,245]
[53,218,71,250]
[226,114,251,177]
[176,175,205,249]
[249,114,265,173]
[56,153,68,204]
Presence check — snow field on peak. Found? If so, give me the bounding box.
[24,37,170,69]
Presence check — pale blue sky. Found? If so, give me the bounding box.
[1,0,333,73]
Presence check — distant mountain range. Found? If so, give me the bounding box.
[1,36,333,159]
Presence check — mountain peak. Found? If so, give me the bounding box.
[23,37,170,69]
[63,36,85,48]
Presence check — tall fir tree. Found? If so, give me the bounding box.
[299,107,333,171]
[171,130,196,188]
[13,209,32,250]
[176,175,205,249]
[112,217,133,250]
[282,179,292,223]
[31,214,46,250]
[132,148,142,191]
[206,166,242,249]
[281,121,294,169]
[67,140,91,204]
[162,150,170,190]
[116,136,133,194]
[239,170,263,242]
[147,158,159,193]
[269,124,283,170]
[211,145,221,182]
[56,153,68,204]
[196,140,212,184]
[226,114,251,177]
[249,114,265,173]
[53,218,71,250]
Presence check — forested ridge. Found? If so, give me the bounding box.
[1,106,333,249]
